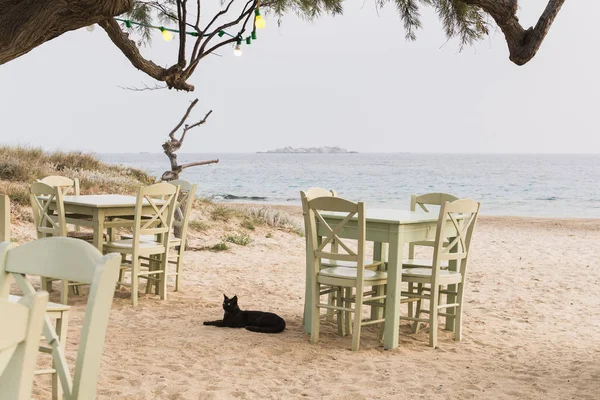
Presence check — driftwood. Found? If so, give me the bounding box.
[161,98,219,181]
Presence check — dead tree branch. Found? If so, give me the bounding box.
[161,99,218,181]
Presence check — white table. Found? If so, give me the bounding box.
[304,209,463,350]
[47,194,163,252]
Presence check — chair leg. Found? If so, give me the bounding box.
[326,291,335,322]
[117,253,126,288]
[336,287,345,337]
[454,282,464,342]
[175,250,183,292]
[429,285,440,348]
[344,287,352,336]
[131,256,139,307]
[309,281,320,345]
[407,282,414,321]
[159,254,167,300]
[351,287,364,352]
[413,283,424,334]
[60,280,69,305]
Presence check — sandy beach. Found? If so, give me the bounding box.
[10,207,600,400]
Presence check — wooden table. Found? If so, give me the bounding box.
[304,209,463,350]
[9,294,70,400]
[47,194,162,252]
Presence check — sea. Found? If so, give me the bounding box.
[98,153,600,218]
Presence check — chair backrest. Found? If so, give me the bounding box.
[302,196,367,285]
[431,199,480,283]
[169,179,197,242]
[37,176,80,196]
[29,182,68,238]
[0,292,48,400]
[132,183,179,246]
[0,237,121,400]
[0,195,9,242]
[300,187,337,202]
[408,192,459,259]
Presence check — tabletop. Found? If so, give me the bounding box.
[50,194,164,208]
[321,208,448,224]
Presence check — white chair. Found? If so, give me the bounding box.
[37,175,80,196]
[400,199,481,348]
[0,292,49,400]
[0,237,121,399]
[304,196,387,351]
[104,182,179,306]
[126,179,196,294]
[403,192,459,269]
[30,182,96,303]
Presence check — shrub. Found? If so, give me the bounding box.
[223,233,252,246]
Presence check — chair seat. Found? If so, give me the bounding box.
[319,266,387,280]
[401,267,462,283]
[120,234,181,244]
[321,258,380,268]
[104,239,163,250]
[402,258,449,268]
[9,294,70,312]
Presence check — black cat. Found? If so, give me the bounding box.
[203,294,286,334]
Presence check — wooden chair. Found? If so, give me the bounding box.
[29,182,95,303]
[403,192,459,269]
[0,292,49,400]
[104,182,179,306]
[0,194,9,242]
[126,180,196,294]
[304,196,387,351]
[400,199,480,348]
[37,175,80,196]
[0,237,121,400]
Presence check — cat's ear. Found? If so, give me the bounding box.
[232,295,238,302]
[223,294,229,300]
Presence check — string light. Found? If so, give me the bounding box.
[159,27,174,41]
[254,9,266,29]
[233,39,243,57]
[93,17,263,57]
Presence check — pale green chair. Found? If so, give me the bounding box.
[400,199,481,348]
[0,292,49,400]
[304,196,387,351]
[104,182,179,306]
[37,175,80,196]
[0,237,121,400]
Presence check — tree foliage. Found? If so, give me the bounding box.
[0,0,566,91]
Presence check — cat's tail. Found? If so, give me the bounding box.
[245,319,286,334]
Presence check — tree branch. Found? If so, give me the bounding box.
[180,159,220,169]
[180,110,213,143]
[0,0,132,65]
[462,0,566,65]
[98,18,194,91]
[168,99,199,139]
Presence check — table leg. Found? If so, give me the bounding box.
[52,310,69,400]
[93,210,105,252]
[383,227,403,350]
[371,242,387,320]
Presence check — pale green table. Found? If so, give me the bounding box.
[304,208,462,350]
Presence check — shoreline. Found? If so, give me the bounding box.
[224,201,600,225]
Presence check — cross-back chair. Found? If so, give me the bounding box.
[0,292,48,400]
[37,176,80,196]
[0,237,121,400]
[142,179,197,294]
[104,182,179,306]
[304,196,387,351]
[400,198,480,348]
[30,182,96,303]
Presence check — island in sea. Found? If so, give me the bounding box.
[257,146,358,154]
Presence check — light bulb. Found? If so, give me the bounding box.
[86,25,95,32]
[233,44,243,57]
[161,28,174,42]
[255,15,266,29]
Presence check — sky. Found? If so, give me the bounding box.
[0,1,598,154]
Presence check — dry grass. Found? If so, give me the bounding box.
[223,232,252,246]
[243,206,304,236]
[0,145,154,211]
